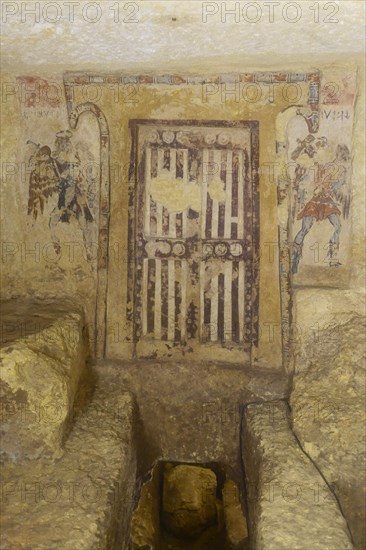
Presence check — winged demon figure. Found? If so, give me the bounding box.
[27,131,95,259]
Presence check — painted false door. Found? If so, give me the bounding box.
[128,121,259,361]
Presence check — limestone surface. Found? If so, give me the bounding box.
[290,314,366,549]
[130,464,161,549]
[1,1,364,74]
[0,369,138,550]
[91,361,287,474]
[0,299,87,460]
[242,400,354,550]
[222,479,249,550]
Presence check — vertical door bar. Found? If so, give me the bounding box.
[224,261,232,341]
[238,150,244,239]
[210,274,218,341]
[181,260,187,341]
[225,150,233,239]
[169,148,177,238]
[182,149,188,238]
[142,258,148,335]
[211,149,221,239]
[167,259,175,341]
[199,262,206,339]
[145,147,151,235]
[154,259,162,339]
[201,149,209,239]
[157,148,164,236]
[238,260,245,342]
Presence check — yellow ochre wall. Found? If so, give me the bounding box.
[1,58,364,370]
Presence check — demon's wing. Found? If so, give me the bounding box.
[333,186,351,219]
[330,162,352,219]
[27,149,60,220]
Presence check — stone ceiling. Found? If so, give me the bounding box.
[1,0,365,75]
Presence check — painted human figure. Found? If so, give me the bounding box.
[27,131,95,261]
[48,130,94,256]
[292,144,350,273]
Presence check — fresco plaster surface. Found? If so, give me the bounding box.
[0,2,365,547]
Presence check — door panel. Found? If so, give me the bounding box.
[127,120,259,363]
